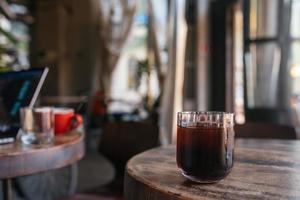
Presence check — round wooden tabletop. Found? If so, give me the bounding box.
[0,131,84,179]
[125,139,300,200]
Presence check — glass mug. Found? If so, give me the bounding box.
[177,111,235,183]
[17,107,54,145]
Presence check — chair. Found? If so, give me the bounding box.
[244,108,293,124]
[87,121,159,199]
[99,121,160,177]
[235,122,297,139]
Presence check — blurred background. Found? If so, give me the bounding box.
[1,0,300,199]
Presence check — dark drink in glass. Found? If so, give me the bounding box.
[177,111,235,183]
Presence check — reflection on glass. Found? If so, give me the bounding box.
[246,43,281,108]
[249,0,278,39]
[291,0,300,38]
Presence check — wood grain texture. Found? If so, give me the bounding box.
[125,139,300,200]
[0,131,84,179]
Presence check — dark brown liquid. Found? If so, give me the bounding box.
[177,126,234,182]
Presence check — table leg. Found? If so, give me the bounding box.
[3,179,12,200]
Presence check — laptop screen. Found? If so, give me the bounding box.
[0,68,48,137]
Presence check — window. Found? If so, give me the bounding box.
[244,0,300,110]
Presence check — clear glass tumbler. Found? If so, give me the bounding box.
[18,107,54,145]
[177,111,235,183]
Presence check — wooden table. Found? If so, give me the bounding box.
[0,131,84,200]
[125,139,300,200]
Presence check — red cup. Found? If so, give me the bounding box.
[54,108,83,135]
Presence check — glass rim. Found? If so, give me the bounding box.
[177,111,234,128]
[177,111,234,116]
[21,106,54,112]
